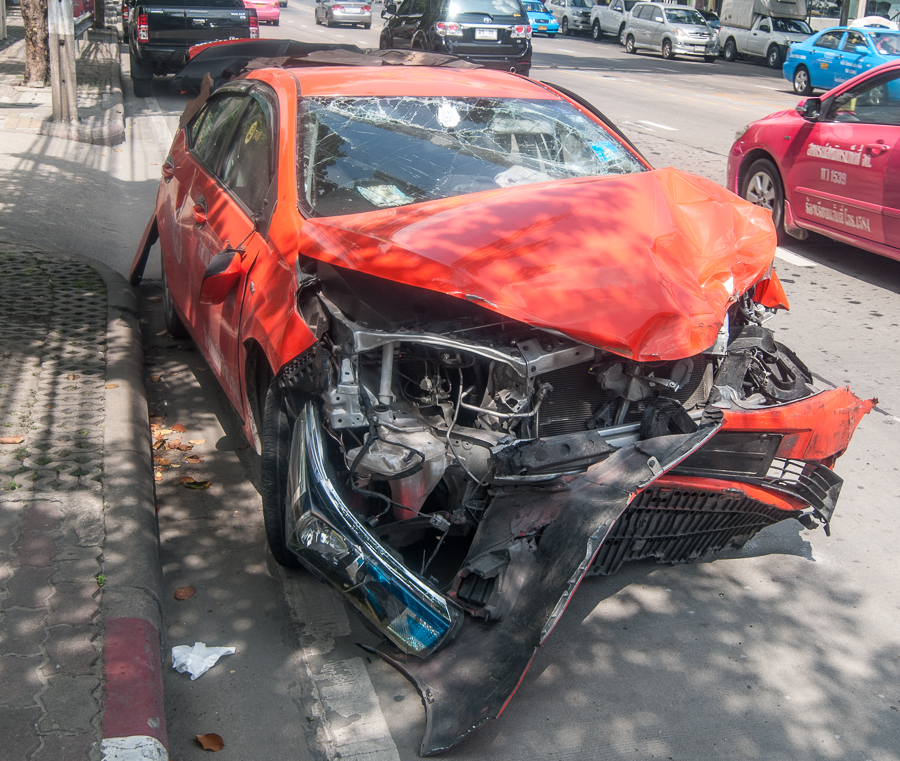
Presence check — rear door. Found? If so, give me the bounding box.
[808,29,845,90]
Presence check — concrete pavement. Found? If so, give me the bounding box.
[0,11,168,761]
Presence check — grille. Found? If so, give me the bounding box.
[537,360,707,437]
[586,485,799,576]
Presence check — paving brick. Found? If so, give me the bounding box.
[50,556,102,585]
[0,654,44,706]
[0,501,24,556]
[46,582,99,627]
[21,501,63,533]
[33,731,97,761]
[0,704,42,759]
[10,529,57,568]
[40,626,98,677]
[0,607,46,655]
[4,564,54,608]
[37,674,101,733]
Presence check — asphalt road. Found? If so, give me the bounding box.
[10,7,900,759]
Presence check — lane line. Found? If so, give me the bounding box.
[775,247,817,266]
[637,119,677,131]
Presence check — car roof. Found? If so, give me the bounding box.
[282,65,562,98]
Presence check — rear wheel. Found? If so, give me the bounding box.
[793,65,812,95]
[592,20,602,41]
[363,22,371,28]
[766,44,782,68]
[325,15,333,26]
[618,24,625,44]
[625,34,636,53]
[161,251,189,339]
[261,383,303,569]
[723,38,738,62]
[662,38,675,59]
[561,17,570,35]
[742,158,787,245]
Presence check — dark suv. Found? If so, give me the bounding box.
[379,0,532,75]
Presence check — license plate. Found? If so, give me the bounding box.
[475,28,497,40]
[344,6,359,11]
[538,25,546,30]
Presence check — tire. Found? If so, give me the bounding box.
[723,38,738,62]
[662,38,675,59]
[561,17,569,35]
[129,49,153,98]
[625,34,636,53]
[261,384,303,569]
[704,55,717,63]
[766,45,782,69]
[325,15,333,27]
[161,250,189,339]
[314,12,320,24]
[793,65,812,95]
[273,18,279,25]
[618,24,625,44]
[592,19,602,41]
[363,22,371,29]
[741,158,787,245]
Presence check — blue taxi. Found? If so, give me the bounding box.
[784,25,900,95]
[523,0,560,36]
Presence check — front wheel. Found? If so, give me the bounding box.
[561,17,570,35]
[704,55,716,63]
[592,20,602,41]
[161,250,189,339]
[766,45,782,69]
[625,34,636,53]
[793,65,812,95]
[261,383,303,569]
[662,38,675,59]
[742,158,787,245]
[723,38,738,62]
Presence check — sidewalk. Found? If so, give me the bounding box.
[0,16,168,760]
[0,10,125,145]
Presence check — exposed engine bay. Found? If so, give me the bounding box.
[274,259,871,755]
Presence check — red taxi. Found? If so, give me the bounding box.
[728,59,900,260]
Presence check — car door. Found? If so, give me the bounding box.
[788,70,900,248]
[747,17,770,57]
[838,30,874,83]
[809,30,846,90]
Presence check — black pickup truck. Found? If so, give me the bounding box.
[127,0,258,96]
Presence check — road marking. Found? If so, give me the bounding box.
[145,95,174,148]
[555,47,577,52]
[637,120,677,131]
[658,67,679,73]
[775,247,817,266]
[754,84,781,90]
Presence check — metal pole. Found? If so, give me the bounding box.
[48,0,79,123]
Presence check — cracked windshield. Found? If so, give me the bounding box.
[299,96,646,216]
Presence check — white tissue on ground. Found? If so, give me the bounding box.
[171,642,236,680]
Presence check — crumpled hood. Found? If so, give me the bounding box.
[297,167,776,361]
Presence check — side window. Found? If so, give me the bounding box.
[396,0,414,14]
[220,94,274,213]
[842,31,866,52]
[814,31,843,50]
[190,95,248,172]
[826,72,900,125]
[758,21,770,32]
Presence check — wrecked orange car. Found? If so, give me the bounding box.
[131,45,873,756]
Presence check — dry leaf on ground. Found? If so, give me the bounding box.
[195,733,224,751]
[179,476,195,485]
[157,429,173,436]
[151,374,163,383]
[153,456,171,466]
[1,436,25,445]
[174,586,196,601]
[105,383,119,389]
[152,440,165,451]
[184,480,211,490]
[177,444,193,452]
[166,439,182,450]
[188,439,206,445]
[66,374,80,381]
[185,455,203,464]
[154,470,163,482]
[172,423,187,433]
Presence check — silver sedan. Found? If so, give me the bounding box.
[314,0,373,28]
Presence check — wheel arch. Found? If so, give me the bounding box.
[737,148,782,196]
[244,339,274,453]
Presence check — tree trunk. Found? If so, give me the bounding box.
[22,0,50,86]
[94,0,106,30]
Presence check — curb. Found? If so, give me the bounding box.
[90,259,169,760]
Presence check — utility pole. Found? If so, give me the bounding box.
[48,0,78,123]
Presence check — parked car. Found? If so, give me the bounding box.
[523,0,559,36]
[590,0,638,42]
[314,0,372,28]
[623,2,718,61]
[698,8,720,28]
[244,0,280,24]
[131,41,871,758]
[784,26,900,95]
[548,0,593,36]
[379,0,532,75]
[729,59,900,260]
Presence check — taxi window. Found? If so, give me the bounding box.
[827,72,900,125]
[190,95,248,172]
[814,31,843,50]
[842,31,867,51]
[220,95,274,213]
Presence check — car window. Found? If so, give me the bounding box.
[827,72,900,125]
[842,31,867,51]
[665,7,703,24]
[445,0,524,15]
[190,95,248,172]
[772,17,811,34]
[299,96,646,217]
[220,94,274,213]
[872,31,900,54]
[395,0,414,13]
[638,6,656,20]
[814,31,844,50]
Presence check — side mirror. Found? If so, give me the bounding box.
[199,248,243,305]
[797,97,822,121]
[384,2,397,14]
[855,45,868,53]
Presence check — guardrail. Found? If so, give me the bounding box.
[75,11,93,38]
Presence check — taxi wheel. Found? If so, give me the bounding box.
[742,159,787,244]
[592,20,602,41]
[561,17,570,35]
[261,383,303,569]
[766,45,782,69]
[793,66,812,96]
[662,39,675,59]
[625,34,636,53]
[161,251,189,339]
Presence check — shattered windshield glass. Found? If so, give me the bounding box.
[298,96,646,217]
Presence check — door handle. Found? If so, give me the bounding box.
[192,197,208,226]
[162,158,175,181]
[866,143,890,156]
